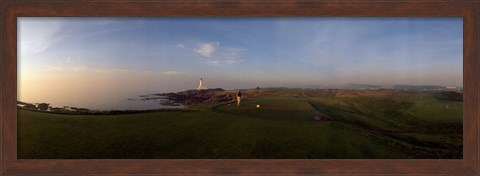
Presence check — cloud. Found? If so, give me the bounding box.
[43,60,185,77]
[175,44,185,48]
[18,18,63,56]
[193,42,244,66]
[43,65,129,74]
[162,71,182,76]
[202,59,243,66]
[194,42,219,57]
[42,58,132,74]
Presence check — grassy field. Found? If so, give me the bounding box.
[18,88,462,159]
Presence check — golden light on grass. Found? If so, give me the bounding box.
[256,104,260,108]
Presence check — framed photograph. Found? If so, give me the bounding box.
[1,0,479,175]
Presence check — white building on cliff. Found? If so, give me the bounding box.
[197,78,208,90]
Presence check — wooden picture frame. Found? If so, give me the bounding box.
[1,0,478,175]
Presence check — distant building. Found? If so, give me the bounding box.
[446,86,463,93]
[197,78,208,90]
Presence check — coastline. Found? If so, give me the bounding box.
[16,88,237,115]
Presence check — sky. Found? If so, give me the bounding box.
[18,17,463,106]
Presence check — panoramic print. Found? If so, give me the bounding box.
[18,17,463,159]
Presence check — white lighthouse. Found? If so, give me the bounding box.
[197,78,208,90]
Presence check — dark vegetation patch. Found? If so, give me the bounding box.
[434,91,463,102]
[18,106,197,115]
[157,88,236,106]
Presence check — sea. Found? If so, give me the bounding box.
[18,94,184,111]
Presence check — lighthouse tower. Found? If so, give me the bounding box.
[197,78,208,90]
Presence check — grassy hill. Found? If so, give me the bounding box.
[17,88,462,159]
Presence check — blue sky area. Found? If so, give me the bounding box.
[18,17,463,104]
